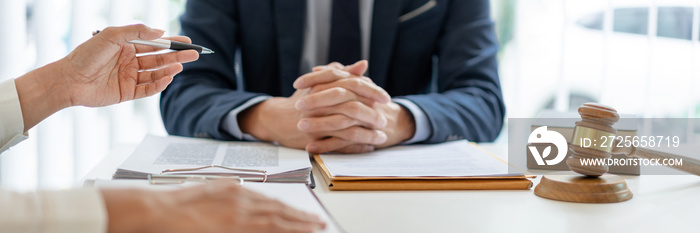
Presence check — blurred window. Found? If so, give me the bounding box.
[657,7,693,40]
[577,12,604,30]
[613,8,649,35]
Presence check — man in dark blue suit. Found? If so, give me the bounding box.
[160,0,505,153]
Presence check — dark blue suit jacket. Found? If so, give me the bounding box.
[161,0,505,143]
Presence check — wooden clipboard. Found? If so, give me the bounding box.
[313,146,534,191]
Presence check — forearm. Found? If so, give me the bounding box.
[101,189,153,233]
[14,59,73,131]
[238,98,276,142]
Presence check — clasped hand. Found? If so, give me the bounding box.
[240,61,415,153]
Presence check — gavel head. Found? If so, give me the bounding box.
[567,103,620,177]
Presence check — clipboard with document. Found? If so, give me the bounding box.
[313,140,533,191]
[113,135,314,185]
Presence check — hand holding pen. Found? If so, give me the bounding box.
[65,25,201,107]
[15,24,200,130]
[93,29,215,54]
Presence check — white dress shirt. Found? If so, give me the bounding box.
[222,0,431,144]
[0,79,107,233]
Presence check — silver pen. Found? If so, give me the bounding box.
[92,30,215,54]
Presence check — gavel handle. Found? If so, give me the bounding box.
[613,145,700,176]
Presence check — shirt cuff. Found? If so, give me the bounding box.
[0,79,28,153]
[393,98,431,144]
[221,96,272,141]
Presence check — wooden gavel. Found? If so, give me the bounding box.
[567,103,700,177]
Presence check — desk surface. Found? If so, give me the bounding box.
[83,144,699,233]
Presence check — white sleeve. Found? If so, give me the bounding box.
[0,79,28,153]
[0,80,108,232]
[0,188,108,233]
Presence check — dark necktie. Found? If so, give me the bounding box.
[327,0,361,65]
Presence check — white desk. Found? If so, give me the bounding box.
[83,144,699,233]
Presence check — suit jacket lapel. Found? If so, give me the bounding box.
[273,0,306,97]
[369,0,402,88]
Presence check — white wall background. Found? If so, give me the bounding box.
[500,0,700,119]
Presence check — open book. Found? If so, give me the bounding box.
[114,135,312,184]
[315,140,532,190]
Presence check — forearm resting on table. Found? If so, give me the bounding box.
[101,189,154,233]
[238,96,418,150]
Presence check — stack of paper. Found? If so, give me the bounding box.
[315,140,532,190]
[114,135,312,184]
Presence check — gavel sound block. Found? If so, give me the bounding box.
[534,103,700,203]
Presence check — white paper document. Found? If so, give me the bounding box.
[115,135,312,183]
[319,140,512,177]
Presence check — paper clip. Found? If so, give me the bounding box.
[161,165,268,182]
